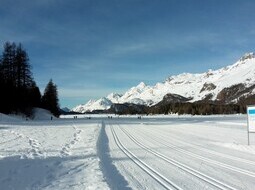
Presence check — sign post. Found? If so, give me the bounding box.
[246,105,255,145]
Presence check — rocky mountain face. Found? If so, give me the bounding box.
[72,53,255,113]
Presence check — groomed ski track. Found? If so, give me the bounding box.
[103,117,255,190]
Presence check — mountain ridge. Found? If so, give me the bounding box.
[72,53,255,113]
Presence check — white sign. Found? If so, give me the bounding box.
[247,106,255,132]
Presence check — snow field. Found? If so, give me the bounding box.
[106,116,255,189]
[0,122,109,190]
[1,115,255,190]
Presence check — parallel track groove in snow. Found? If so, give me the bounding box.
[119,126,238,190]
[110,125,183,190]
[149,128,255,175]
[143,126,255,166]
[134,127,255,177]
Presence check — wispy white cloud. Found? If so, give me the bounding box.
[106,30,225,57]
[59,87,126,99]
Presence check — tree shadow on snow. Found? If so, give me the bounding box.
[97,121,132,190]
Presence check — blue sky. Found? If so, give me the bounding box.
[1,0,255,108]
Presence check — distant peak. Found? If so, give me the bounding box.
[137,82,146,88]
[107,92,122,97]
[87,99,96,104]
[239,52,255,62]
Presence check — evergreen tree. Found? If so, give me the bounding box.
[0,42,16,113]
[1,42,16,84]
[0,41,40,115]
[29,82,41,108]
[15,43,33,88]
[0,56,4,113]
[42,79,60,117]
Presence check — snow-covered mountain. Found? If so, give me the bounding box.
[72,97,113,113]
[106,93,122,103]
[72,53,255,113]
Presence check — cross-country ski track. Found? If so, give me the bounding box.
[1,115,255,189]
[104,117,255,189]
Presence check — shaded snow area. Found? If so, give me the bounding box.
[0,120,109,190]
[1,115,255,189]
[0,113,22,122]
[32,108,56,121]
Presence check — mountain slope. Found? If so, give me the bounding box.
[72,98,112,113]
[72,53,255,113]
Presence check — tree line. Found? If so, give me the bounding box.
[149,102,244,115]
[0,42,60,117]
[103,102,246,115]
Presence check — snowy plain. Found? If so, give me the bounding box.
[1,114,255,190]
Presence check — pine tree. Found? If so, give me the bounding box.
[15,43,33,88]
[1,42,16,85]
[0,55,4,113]
[42,79,60,117]
[0,42,16,112]
[28,82,41,108]
[0,42,40,114]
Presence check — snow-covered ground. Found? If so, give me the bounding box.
[1,114,255,189]
[106,114,255,190]
[0,118,109,190]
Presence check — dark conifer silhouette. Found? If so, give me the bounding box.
[15,43,34,88]
[41,79,60,117]
[0,42,41,115]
